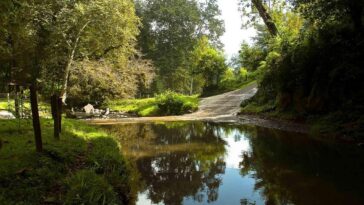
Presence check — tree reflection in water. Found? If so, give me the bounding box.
[105,122,231,205]
[103,122,364,205]
[240,127,364,205]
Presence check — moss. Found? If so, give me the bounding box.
[0,119,133,204]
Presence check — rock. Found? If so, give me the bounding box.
[83,104,94,114]
[104,108,110,115]
[0,110,16,119]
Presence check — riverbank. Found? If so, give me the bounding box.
[239,105,364,143]
[0,119,134,204]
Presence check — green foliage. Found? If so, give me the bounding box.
[0,119,133,204]
[188,37,228,95]
[67,57,155,107]
[136,0,225,93]
[64,170,118,204]
[240,0,364,137]
[156,91,198,116]
[238,42,266,71]
[0,0,145,106]
[107,92,198,116]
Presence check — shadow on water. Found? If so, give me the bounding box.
[102,122,364,205]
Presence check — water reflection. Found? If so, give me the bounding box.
[103,122,364,205]
[240,127,364,205]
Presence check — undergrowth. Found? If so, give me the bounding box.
[0,119,134,204]
[106,91,198,116]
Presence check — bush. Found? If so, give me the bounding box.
[156,91,198,115]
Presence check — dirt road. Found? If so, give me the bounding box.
[90,82,258,125]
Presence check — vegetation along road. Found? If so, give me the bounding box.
[90,82,258,125]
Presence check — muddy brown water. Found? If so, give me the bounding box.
[101,121,364,205]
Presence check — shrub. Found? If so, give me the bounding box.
[156,91,198,115]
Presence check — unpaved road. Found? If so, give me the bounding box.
[90,82,258,125]
[89,82,309,133]
[186,82,258,118]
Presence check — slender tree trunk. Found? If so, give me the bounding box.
[14,85,20,118]
[30,84,42,152]
[20,89,24,118]
[252,0,278,37]
[190,77,194,95]
[57,97,62,133]
[51,95,60,139]
[60,21,90,104]
[7,91,10,111]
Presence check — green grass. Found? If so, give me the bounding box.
[107,92,199,117]
[0,99,51,117]
[0,119,134,204]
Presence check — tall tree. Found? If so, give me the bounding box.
[240,0,284,36]
[136,0,225,92]
[37,0,140,103]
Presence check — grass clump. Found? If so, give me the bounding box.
[64,170,118,204]
[107,91,198,117]
[0,119,134,204]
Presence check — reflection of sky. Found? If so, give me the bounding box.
[137,191,164,205]
[183,129,263,205]
[183,169,263,205]
[222,129,251,169]
[136,126,264,205]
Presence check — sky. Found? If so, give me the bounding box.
[217,0,256,59]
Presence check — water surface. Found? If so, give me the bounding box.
[103,122,364,205]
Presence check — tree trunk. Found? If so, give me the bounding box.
[14,85,20,118]
[190,77,194,95]
[51,95,60,139]
[30,84,42,152]
[7,90,10,111]
[57,97,62,133]
[252,0,278,37]
[60,21,91,104]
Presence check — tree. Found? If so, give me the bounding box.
[0,0,141,150]
[239,0,284,36]
[136,0,225,93]
[196,48,227,90]
[37,0,140,103]
[290,0,363,31]
[67,55,155,106]
[238,42,266,71]
[189,36,227,93]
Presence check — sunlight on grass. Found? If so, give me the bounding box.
[0,119,133,204]
[107,92,199,116]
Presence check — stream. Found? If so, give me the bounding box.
[102,121,364,205]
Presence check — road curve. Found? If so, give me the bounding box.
[90,82,258,125]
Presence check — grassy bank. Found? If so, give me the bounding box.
[107,91,199,117]
[0,119,134,204]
